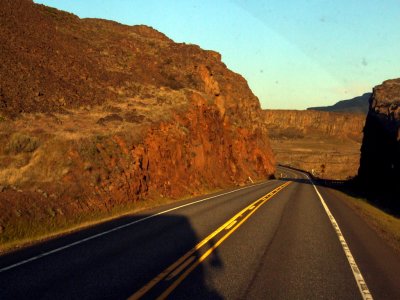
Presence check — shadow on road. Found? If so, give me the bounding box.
[0,213,224,299]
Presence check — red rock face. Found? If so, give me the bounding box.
[358,79,400,214]
[0,0,275,243]
[61,95,274,205]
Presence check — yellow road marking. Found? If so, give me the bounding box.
[156,181,291,300]
[128,181,291,300]
[225,220,237,230]
[165,256,196,281]
[128,203,252,300]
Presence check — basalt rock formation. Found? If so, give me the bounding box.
[264,110,365,140]
[263,110,365,179]
[358,79,400,214]
[0,0,275,247]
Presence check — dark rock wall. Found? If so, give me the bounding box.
[358,79,400,214]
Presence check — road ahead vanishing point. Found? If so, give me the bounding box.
[0,167,399,299]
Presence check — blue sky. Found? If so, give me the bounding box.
[34,0,400,109]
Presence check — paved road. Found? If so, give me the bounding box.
[0,167,399,299]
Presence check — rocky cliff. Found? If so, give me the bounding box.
[358,79,400,214]
[0,0,275,248]
[263,110,365,179]
[264,110,365,140]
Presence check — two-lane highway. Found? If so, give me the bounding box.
[0,167,399,299]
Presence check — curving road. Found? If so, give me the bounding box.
[0,167,399,299]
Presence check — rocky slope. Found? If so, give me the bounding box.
[308,93,371,114]
[358,79,400,214]
[0,0,275,248]
[263,110,365,179]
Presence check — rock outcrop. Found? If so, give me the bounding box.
[263,110,365,179]
[358,79,400,214]
[0,0,275,247]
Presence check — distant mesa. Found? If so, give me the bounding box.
[263,109,365,180]
[307,93,371,114]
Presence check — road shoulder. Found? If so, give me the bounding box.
[319,185,400,300]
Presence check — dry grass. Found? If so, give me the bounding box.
[0,86,189,186]
[5,133,40,154]
[271,136,361,180]
[332,189,400,254]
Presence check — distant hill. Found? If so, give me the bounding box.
[307,93,371,114]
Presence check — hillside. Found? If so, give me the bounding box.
[0,0,275,249]
[263,110,365,179]
[307,93,371,114]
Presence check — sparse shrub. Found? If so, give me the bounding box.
[93,173,101,184]
[268,128,304,140]
[186,74,197,87]
[78,140,100,160]
[180,126,190,135]
[5,133,40,154]
[156,95,172,105]
[320,164,326,175]
[103,105,122,113]
[164,58,173,65]
[97,114,123,125]
[84,163,93,171]
[95,135,106,143]
[46,207,56,218]
[124,111,145,123]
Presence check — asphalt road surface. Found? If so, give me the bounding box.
[0,167,399,299]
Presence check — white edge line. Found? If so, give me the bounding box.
[306,174,373,300]
[0,181,271,273]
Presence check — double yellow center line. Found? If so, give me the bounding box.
[129,181,291,300]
